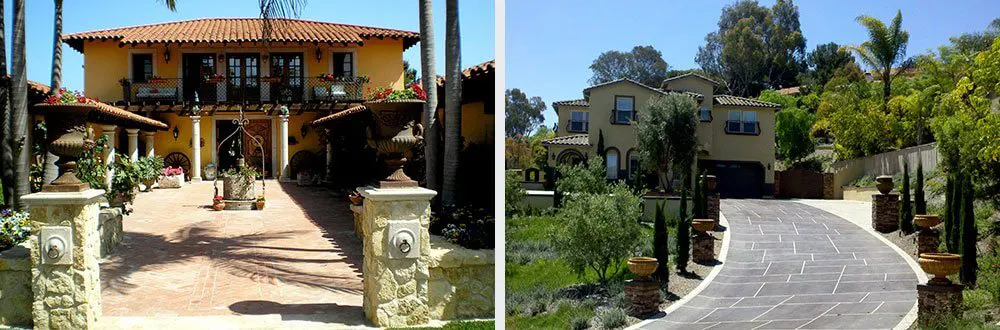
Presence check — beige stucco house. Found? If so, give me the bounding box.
[543,74,780,198]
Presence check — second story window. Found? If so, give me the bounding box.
[699,107,712,122]
[613,96,634,124]
[132,53,153,83]
[726,110,759,135]
[333,52,354,79]
[569,111,589,132]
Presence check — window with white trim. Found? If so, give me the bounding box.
[333,52,354,78]
[726,110,759,134]
[606,149,619,179]
[614,96,634,124]
[569,111,589,132]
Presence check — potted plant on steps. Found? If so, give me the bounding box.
[137,156,164,192]
[255,195,266,210]
[212,195,225,211]
[108,157,141,213]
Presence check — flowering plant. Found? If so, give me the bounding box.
[0,209,31,252]
[256,194,265,202]
[204,73,225,81]
[213,195,224,205]
[368,83,427,101]
[163,166,184,176]
[43,88,99,105]
[319,73,337,82]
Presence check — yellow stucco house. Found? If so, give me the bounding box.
[63,18,419,181]
[543,74,780,198]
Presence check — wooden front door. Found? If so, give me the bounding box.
[243,119,272,178]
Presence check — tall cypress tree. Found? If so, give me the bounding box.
[900,161,913,234]
[676,168,691,274]
[950,173,965,253]
[693,171,704,219]
[596,129,606,163]
[944,174,956,253]
[653,201,670,287]
[914,159,926,215]
[960,174,977,286]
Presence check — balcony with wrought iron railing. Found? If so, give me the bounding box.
[119,76,367,104]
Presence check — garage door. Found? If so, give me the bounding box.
[700,160,764,198]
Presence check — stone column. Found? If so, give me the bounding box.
[125,128,140,162]
[624,280,659,317]
[190,116,202,182]
[693,233,715,263]
[358,186,437,327]
[100,125,117,189]
[707,194,720,226]
[278,114,290,182]
[872,194,900,233]
[21,189,105,330]
[917,229,941,255]
[918,283,963,327]
[142,131,156,157]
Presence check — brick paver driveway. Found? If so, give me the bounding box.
[642,200,918,329]
[100,181,364,320]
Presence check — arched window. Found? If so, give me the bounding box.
[606,148,619,179]
[627,150,640,179]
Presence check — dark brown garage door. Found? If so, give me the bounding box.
[700,160,764,198]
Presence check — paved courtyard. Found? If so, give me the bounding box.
[641,199,919,329]
[99,180,365,324]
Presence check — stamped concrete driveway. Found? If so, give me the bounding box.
[641,200,918,329]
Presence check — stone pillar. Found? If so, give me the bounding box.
[125,128,139,162]
[822,173,835,199]
[872,194,900,233]
[707,194,720,226]
[693,233,715,263]
[917,228,941,256]
[100,125,117,189]
[358,186,437,327]
[142,131,155,157]
[190,116,202,182]
[918,283,963,327]
[21,189,104,330]
[278,114,290,182]
[624,280,659,317]
[325,131,334,183]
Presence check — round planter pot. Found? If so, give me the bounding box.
[914,214,942,229]
[212,203,226,211]
[692,219,715,233]
[255,201,265,210]
[918,252,961,285]
[142,179,156,192]
[875,175,894,195]
[627,257,658,280]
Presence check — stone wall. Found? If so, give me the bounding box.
[427,236,494,320]
[0,243,32,327]
[99,208,123,258]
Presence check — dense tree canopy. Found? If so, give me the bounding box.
[504,88,546,137]
[695,0,806,97]
[760,90,816,164]
[589,45,670,87]
[799,42,855,90]
[636,94,699,191]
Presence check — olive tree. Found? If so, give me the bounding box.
[636,94,700,192]
[554,182,643,283]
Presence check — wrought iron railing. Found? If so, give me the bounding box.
[119,76,366,104]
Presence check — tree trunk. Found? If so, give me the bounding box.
[442,0,462,206]
[960,174,977,286]
[10,0,28,210]
[418,0,440,200]
[0,0,11,207]
[44,0,64,185]
[881,71,891,113]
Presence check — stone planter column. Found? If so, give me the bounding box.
[707,194,720,226]
[190,116,202,182]
[278,114,290,182]
[21,189,105,330]
[100,125,117,189]
[358,186,437,327]
[125,128,139,162]
[624,280,659,317]
[693,232,715,263]
[918,283,963,327]
[142,131,155,157]
[872,194,899,233]
[918,229,941,255]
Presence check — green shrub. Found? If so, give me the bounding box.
[554,183,643,283]
[964,289,991,310]
[432,206,494,250]
[595,307,628,329]
[569,315,590,330]
[505,170,525,216]
[135,156,165,184]
[556,157,609,198]
[0,209,30,252]
[506,240,556,265]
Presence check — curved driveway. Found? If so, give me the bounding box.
[642,200,918,329]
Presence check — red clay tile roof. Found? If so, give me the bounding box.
[436,59,495,86]
[553,99,589,107]
[714,95,780,108]
[541,134,589,147]
[89,101,169,130]
[63,18,420,52]
[310,104,368,126]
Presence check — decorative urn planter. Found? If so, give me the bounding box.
[627,257,658,280]
[875,175,894,195]
[701,175,717,192]
[142,178,157,192]
[914,214,942,229]
[918,252,961,285]
[364,99,425,188]
[34,103,98,192]
[692,219,715,233]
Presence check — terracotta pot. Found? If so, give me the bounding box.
[914,214,941,229]
[255,201,265,210]
[627,257,658,280]
[364,99,425,187]
[142,179,156,192]
[918,252,961,285]
[212,203,225,211]
[692,219,715,233]
[875,175,894,195]
[348,194,363,206]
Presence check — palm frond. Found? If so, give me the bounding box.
[157,0,177,11]
[259,0,307,43]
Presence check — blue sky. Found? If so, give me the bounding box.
[507,0,1000,128]
[5,0,494,92]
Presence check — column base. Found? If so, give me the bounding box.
[693,233,715,264]
[707,194,720,226]
[917,229,941,256]
[918,283,963,327]
[624,279,660,317]
[872,194,900,233]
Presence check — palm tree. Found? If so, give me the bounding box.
[0,0,10,207]
[258,0,306,42]
[10,0,28,209]
[442,0,462,205]
[845,10,910,112]
[419,0,440,197]
[43,0,66,185]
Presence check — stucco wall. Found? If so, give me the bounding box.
[0,244,32,327]
[427,236,494,320]
[555,104,589,137]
